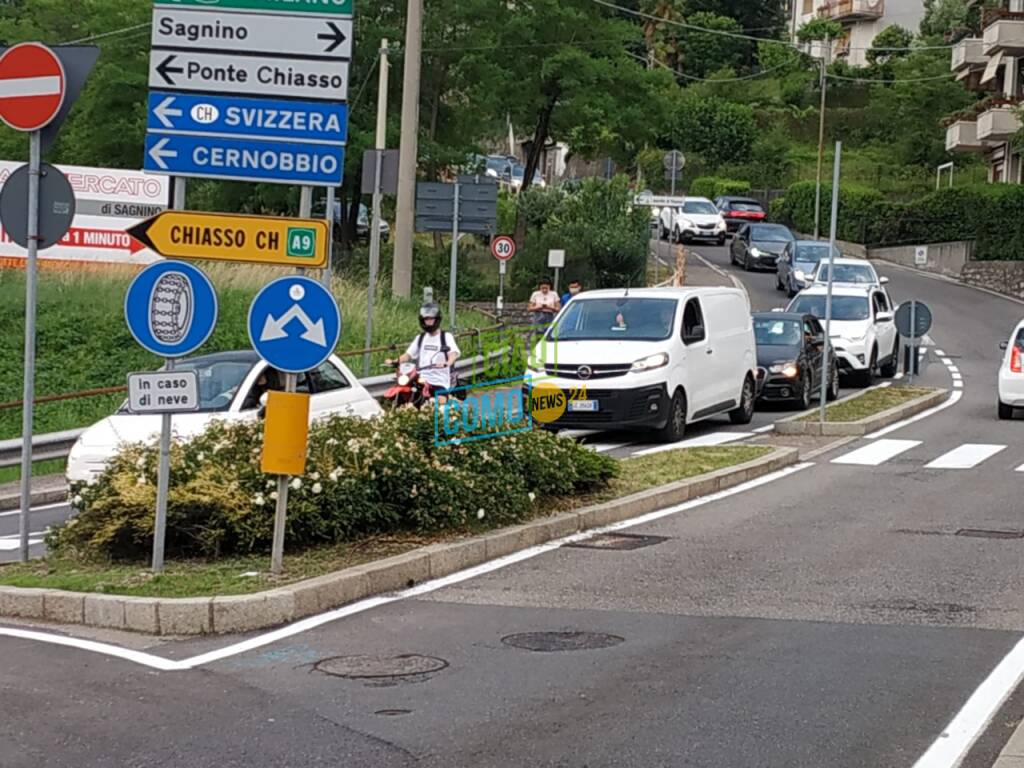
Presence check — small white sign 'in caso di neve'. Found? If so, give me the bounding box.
[127,370,200,414]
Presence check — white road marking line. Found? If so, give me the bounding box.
[588,442,634,454]
[183,461,814,670]
[752,424,775,434]
[948,366,960,374]
[0,462,815,672]
[632,431,755,457]
[867,390,963,439]
[951,372,962,380]
[935,349,946,357]
[940,358,953,366]
[953,381,963,389]
[894,372,905,380]
[912,634,1024,768]
[1015,463,1024,473]
[0,539,44,551]
[0,501,70,519]
[831,439,921,466]
[878,381,892,389]
[923,334,934,347]
[925,444,1006,470]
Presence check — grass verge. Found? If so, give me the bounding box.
[0,445,771,598]
[801,386,936,423]
[0,458,66,486]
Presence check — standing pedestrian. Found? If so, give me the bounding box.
[528,279,561,328]
[561,279,583,307]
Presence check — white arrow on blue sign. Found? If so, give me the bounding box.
[146,92,348,145]
[144,132,345,186]
[248,276,341,374]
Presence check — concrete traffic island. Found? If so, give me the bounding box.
[774,387,947,437]
[0,447,799,636]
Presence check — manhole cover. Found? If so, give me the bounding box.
[956,529,1024,540]
[501,631,624,652]
[314,654,448,679]
[565,533,668,551]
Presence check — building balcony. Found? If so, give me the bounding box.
[982,17,1024,57]
[817,0,885,22]
[946,120,985,152]
[977,106,1022,142]
[951,38,986,76]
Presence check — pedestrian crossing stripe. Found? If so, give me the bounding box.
[832,440,1016,470]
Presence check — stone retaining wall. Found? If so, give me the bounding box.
[960,260,1024,300]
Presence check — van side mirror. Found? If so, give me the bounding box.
[684,325,705,343]
[876,311,894,323]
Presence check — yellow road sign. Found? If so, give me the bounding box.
[128,210,329,268]
[261,390,311,476]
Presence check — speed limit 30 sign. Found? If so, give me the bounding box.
[491,235,516,262]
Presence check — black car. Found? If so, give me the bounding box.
[714,196,767,234]
[753,312,839,410]
[730,223,795,272]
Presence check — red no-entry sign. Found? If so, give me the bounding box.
[0,43,66,132]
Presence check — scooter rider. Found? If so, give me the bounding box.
[388,303,461,401]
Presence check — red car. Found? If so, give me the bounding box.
[715,196,767,235]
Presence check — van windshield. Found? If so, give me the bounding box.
[550,298,677,341]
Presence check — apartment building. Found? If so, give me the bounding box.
[946,0,1024,183]
[790,0,926,67]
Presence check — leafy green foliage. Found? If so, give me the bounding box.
[797,19,843,42]
[689,176,751,198]
[53,410,617,560]
[866,25,914,66]
[677,12,746,79]
[670,96,758,169]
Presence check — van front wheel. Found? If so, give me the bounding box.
[657,390,687,442]
[729,376,755,425]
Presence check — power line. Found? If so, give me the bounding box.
[628,51,794,83]
[826,70,956,83]
[65,22,151,45]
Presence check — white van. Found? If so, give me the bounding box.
[524,287,757,441]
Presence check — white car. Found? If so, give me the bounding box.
[658,197,727,245]
[66,350,383,484]
[998,320,1024,419]
[524,287,757,442]
[786,285,899,386]
[811,257,890,289]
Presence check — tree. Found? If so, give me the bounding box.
[797,18,844,43]
[866,25,914,67]
[670,95,757,168]
[682,0,788,64]
[920,0,975,39]
[677,12,746,79]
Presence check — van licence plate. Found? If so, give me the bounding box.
[569,400,598,412]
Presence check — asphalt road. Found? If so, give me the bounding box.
[3,241,1024,767]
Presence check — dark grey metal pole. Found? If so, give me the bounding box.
[152,357,174,573]
[270,372,298,576]
[819,141,842,423]
[18,130,41,563]
[449,183,460,329]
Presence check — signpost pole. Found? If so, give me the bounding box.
[364,39,389,377]
[270,372,298,576]
[498,261,506,318]
[449,182,460,330]
[908,300,917,386]
[819,141,842,423]
[151,358,174,573]
[17,130,41,563]
[323,186,335,289]
[151,174,185,573]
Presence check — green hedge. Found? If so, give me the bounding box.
[771,182,1024,260]
[55,408,616,561]
[689,176,752,199]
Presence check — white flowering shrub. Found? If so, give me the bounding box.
[51,406,615,560]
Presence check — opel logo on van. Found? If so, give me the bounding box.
[577,365,593,380]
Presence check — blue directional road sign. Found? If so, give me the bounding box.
[144,133,345,186]
[125,261,218,358]
[248,276,341,374]
[146,92,348,145]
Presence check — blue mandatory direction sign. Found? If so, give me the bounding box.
[146,92,349,146]
[125,261,218,358]
[248,276,341,374]
[144,133,345,186]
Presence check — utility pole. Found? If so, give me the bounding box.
[813,36,831,241]
[391,0,423,298]
[364,39,390,376]
[819,142,842,423]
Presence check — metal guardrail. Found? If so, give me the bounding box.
[0,350,518,471]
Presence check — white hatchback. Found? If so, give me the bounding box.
[998,321,1024,419]
[66,350,383,484]
[658,197,727,245]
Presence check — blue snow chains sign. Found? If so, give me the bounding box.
[144,132,345,187]
[146,92,349,146]
[125,261,218,358]
[248,276,341,374]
